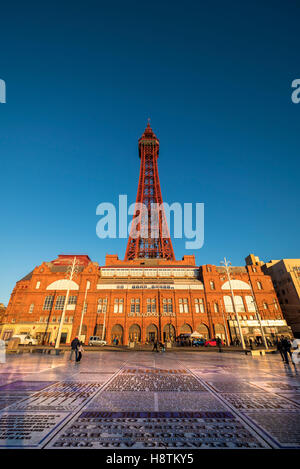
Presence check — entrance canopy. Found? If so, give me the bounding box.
[190,331,203,338]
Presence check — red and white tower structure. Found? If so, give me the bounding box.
[125,122,175,261]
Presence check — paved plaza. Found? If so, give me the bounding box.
[0,350,299,449]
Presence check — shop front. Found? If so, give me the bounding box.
[228,319,290,345]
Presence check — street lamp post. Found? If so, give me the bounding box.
[55,257,79,349]
[221,257,246,349]
[248,279,268,349]
[78,280,90,340]
[220,300,229,346]
[102,297,107,342]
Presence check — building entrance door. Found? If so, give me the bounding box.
[60,333,67,344]
[149,332,156,342]
[146,324,158,343]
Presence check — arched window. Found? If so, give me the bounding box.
[214,302,219,313]
[234,296,245,313]
[210,281,215,290]
[224,296,234,312]
[263,302,268,310]
[257,281,262,290]
[29,303,34,313]
[245,295,256,312]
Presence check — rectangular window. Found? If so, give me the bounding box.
[43,295,54,311]
[195,298,205,313]
[131,298,140,313]
[68,296,77,305]
[55,296,66,310]
[113,298,124,313]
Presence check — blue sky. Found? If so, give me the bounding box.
[0,0,299,304]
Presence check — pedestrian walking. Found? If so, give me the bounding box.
[152,341,159,352]
[276,338,285,362]
[281,337,292,364]
[69,336,80,361]
[76,343,84,362]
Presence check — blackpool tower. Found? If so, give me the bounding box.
[125,122,175,261]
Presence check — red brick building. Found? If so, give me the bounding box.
[0,252,289,346]
[0,124,290,346]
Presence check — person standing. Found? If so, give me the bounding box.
[69,336,80,361]
[216,337,222,353]
[76,342,84,362]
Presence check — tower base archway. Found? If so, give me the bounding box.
[146,324,158,343]
[163,324,176,342]
[128,324,141,343]
[111,324,124,345]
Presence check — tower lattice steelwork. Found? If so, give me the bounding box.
[125,122,175,260]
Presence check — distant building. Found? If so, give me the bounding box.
[246,254,300,338]
[0,303,6,324]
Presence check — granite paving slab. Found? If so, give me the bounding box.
[45,410,267,449]
[85,391,156,411]
[8,382,103,411]
[0,381,57,392]
[221,392,300,410]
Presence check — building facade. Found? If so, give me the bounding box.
[0,252,289,346]
[0,125,290,346]
[246,254,300,338]
[0,304,6,325]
